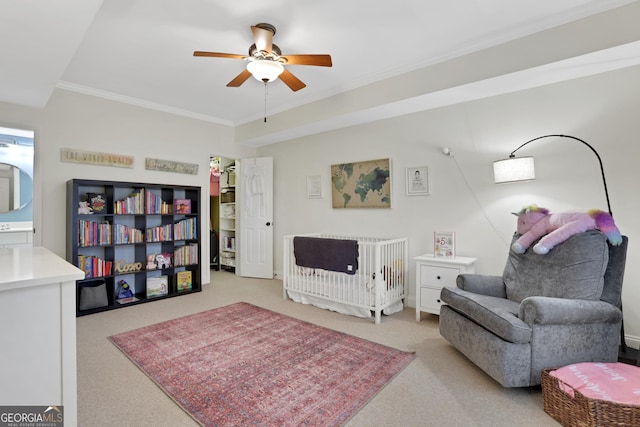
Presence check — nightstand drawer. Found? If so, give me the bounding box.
[414,254,477,319]
[419,265,460,287]
[420,287,444,312]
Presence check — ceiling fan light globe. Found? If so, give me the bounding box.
[247,60,284,83]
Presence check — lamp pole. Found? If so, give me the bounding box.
[509,134,612,216]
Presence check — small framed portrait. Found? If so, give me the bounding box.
[406,166,429,195]
[306,175,323,198]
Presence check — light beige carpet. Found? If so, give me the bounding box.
[77,270,559,426]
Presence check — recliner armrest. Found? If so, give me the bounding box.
[519,296,622,326]
[456,274,506,298]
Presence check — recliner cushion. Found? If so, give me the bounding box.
[503,230,608,303]
[440,286,532,344]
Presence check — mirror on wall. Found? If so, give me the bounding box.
[0,126,34,221]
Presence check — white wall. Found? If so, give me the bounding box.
[1,67,638,347]
[0,89,253,285]
[257,64,640,348]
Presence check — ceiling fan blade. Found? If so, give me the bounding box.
[226,69,253,87]
[251,25,273,53]
[194,51,246,60]
[279,69,306,91]
[282,54,332,67]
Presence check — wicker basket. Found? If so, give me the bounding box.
[541,368,640,426]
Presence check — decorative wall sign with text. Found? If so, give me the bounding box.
[61,148,134,168]
[145,158,199,175]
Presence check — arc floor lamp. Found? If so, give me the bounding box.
[492,134,632,360]
[492,134,612,215]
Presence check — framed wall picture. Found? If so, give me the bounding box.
[330,158,391,208]
[306,175,323,198]
[406,166,429,195]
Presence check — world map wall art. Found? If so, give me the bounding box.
[330,158,391,208]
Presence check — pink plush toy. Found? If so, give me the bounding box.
[512,205,622,255]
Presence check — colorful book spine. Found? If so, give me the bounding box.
[78,219,112,247]
[145,224,173,242]
[77,255,113,278]
[113,224,144,244]
[174,243,198,267]
[114,188,145,214]
[174,217,197,240]
[145,191,170,214]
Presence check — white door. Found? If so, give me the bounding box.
[239,156,273,278]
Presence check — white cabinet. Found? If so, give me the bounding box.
[0,222,33,248]
[415,254,476,319]
[0,247,84,426]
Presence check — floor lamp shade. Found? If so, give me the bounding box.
[493,156,535,183]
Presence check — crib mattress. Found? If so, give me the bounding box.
[287,290,404,319]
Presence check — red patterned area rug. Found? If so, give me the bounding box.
[109,302,414,426]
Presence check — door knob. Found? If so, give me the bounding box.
[266,222,271,226]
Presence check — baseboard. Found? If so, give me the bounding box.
[623,334,640,350]
[619,345,639,365]
[407,296,416,308]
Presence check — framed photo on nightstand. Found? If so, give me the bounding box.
[434,231,456,258]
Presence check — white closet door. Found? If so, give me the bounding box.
[239,156,273,278]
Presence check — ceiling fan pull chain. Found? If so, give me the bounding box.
[264,81,268,123]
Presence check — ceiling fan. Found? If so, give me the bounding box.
[194,23,332,91]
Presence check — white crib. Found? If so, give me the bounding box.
[283,234,409,324]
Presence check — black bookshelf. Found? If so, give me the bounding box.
[67,179,201,316]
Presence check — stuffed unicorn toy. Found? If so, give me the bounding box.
[512,205,622,255]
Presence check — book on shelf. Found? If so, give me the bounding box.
[114,188,145,214]
[87,193,107,213]
[145,224,173,242]
[224,236,236,251]
[173,199,191,214]
[116,296,139,305]
[78,219,112,246]
[176,270,192,292]
[145,191,172,214]
[114,223,144,244]
[146,275,168,298]
[78,255,112,278]
[174,243,198,267]
[174,217,197,240]
[434,231,456,258]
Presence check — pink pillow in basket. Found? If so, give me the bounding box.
[550,362,640,405]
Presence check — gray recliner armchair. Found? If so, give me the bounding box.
[439,230,628,387]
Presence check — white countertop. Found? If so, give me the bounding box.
[0,246,85,292]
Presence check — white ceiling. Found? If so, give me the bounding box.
[2,0,639,134]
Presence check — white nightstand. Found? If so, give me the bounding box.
[415,254,477,320]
